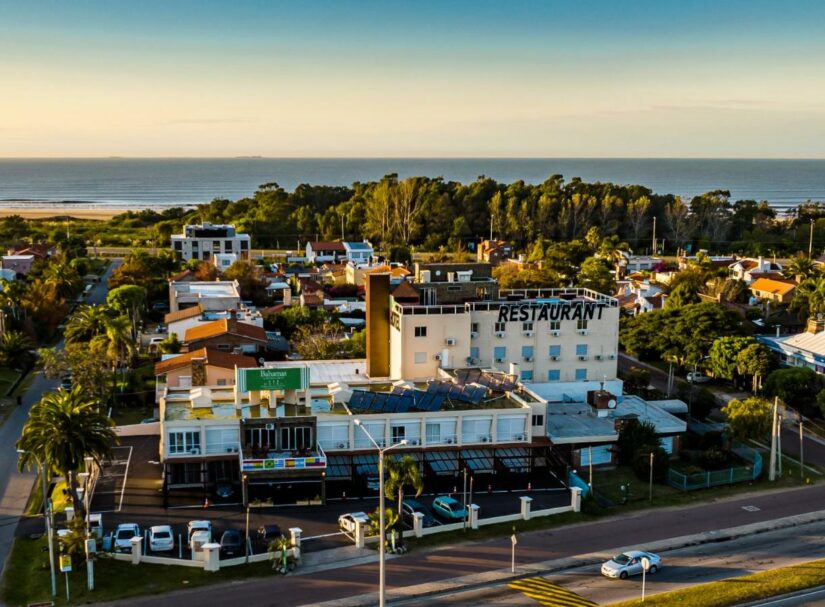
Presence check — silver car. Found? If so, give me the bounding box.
[601,550,662,579]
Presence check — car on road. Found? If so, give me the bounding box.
[432,496,466,521]
[149,525,175,552]
[220,530,243,556]
[113,523,141,552]
[687,371,711,384]
[401,499,437,528]
[187,520,212,543]
[601,550,662,579]
[338,512,369,536]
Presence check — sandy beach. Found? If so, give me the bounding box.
[0,207,131,220]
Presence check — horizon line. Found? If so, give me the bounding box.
[2,155,825,162]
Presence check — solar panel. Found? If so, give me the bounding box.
[385,393,401,413]
[391,385,407,395]
[396,396,412,413]
[426,382,440,394]
[427,393,446,411]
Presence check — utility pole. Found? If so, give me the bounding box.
[462,468,468,531]
[490,215,494,242]
[341,214,345,242]
[809,219,815,259]
[777,415,783,477]
[649,452,654,502]
[588,445,593,488]
[651,216,657,255]
[800,420,804,479]
[769,397,778,481]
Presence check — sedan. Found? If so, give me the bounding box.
[432,496,466,521]
[401,499,437,528]
[687,372,711,384]
[113,523,140,553]
[601,550,662,579]
[220,530,243,557]
[149,525,174,552]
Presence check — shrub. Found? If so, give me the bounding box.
[617,419,661,466]
[699,447,730,471]
[631,446,670,483]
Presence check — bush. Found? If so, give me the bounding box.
[699,447,730,471]
[617,419,661,466]
[631,447,670,483]
[699,430,725,450]
[388,245,412,265]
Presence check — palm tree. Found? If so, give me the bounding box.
[0,331,35,369]
[42,262,82,300]
[91,315,136,397]
[597,234,629,280]
[65,305,112,344]
[784,253,818,283]
[384,456,424,519]
[17,387,117,515]
[0,278,28,323]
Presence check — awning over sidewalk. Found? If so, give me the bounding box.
[496,447,530,473]
[461,449,494,474]
[425,450,459,476]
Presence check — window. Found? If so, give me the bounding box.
[469,346,480,360]
[471,322,479,333]
[168,431,201,455]
[240,240,249,250]
[549,320,560,331]
[447,285,461,291]
[494,346,506,361]
[494,322,506,333]
[521,370,533,381]
[575,368,588,381]
[497,416,526,441]
[577,319,589,331]
[661,436,674,454]
[548,369,561,381]
[216,343,231,351]
[425,423,441,445]
[414,352,426,364]
[280,426,312,451]
[174,241,182,251]
[391,425,406,444]
[224,240,232,253]
[205,428,239,454]
[217,378,227,386]
[549,345,561,358]
[531,414,544,427]
[579,445,612,466]
[522,345,534,360]
[522,321,534,332]
[317,424,349,450]
[414,326,427,338]
[576,344,589,356]
[245,427,276,449]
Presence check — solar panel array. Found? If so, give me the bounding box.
[425,381,488,404]
[348,388,446,413]
[454,369,518,392]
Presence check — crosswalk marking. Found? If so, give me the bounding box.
[508,577,597,607]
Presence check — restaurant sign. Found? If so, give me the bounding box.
[238,366,309,392]
[496,301,607,324]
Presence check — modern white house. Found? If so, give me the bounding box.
[171,223,251,262]
[168,280,243,313]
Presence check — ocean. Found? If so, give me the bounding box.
[0,158,824,213]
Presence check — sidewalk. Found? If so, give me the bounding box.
[91,482,825,607]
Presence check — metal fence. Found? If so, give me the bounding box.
[667,445,762,491]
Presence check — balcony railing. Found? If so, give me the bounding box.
[241,443,327,473]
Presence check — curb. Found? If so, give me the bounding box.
[306,509,825,607]
[735,583,825,607]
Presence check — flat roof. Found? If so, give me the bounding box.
[546,402,617,444]
[170,281,241,297]
[265,359,373,384]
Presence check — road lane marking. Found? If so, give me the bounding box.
[508,577,597,607]
[742,505,761,512]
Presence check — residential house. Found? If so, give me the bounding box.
[166,305,264,340]
[155,347,258,389]
[729,257,783,284]
[760,317,825,374]
[306,241,346,264]
[347,262,411,288]
[171,223,251,262]
[182,313,268,354]
[412,262,498,305]
[749,277,796,304]
[0,254,35,276]
[342,241,374,264]
[168,280,242,313]
[477,240,514,265]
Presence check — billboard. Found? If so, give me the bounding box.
[237,367,309,392]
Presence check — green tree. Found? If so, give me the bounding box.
[42,261,82,300]
[384,456,424,519]
[107,284,147,340]
[616,419,660,466]
[0,331,35,369]
[631,446,669,483]
[722,397,772,442]
[577,257,615,295]
[223,260,268,304]
[158,333,181,354]
[17,387,117,514]
[664,282,701,309]
[784,253,817,282]
[763,367,825,417]
[736,343,774,393]
[65,305,112,344]
[708,336,757,381]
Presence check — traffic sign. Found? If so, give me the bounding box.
[59,554,72,573]
[641,556,650,571]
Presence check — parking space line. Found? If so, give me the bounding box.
[117,446,133,512]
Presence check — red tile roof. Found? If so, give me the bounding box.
[154,347,258,375]
[184,318,267,343]
[308,241,346,253]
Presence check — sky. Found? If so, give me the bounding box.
[1,0,825,158]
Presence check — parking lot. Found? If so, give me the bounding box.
[75,435,573,559]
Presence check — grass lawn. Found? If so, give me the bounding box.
[609,557,825,607]
[1,536,280,607]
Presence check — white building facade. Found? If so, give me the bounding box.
[172,223,251,262]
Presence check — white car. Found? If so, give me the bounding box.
[187,520,212,543]
[113,523,140,552]
[687,372,711,384]
[149,525,175,552]
[601,550,662,579]
[338,512,369,536]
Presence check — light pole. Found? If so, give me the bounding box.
[243,474,250,562]
[809,218,815,259]
[17,450,56,597]
[353,419,408,607]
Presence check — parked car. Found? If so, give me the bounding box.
[187,520,212,543]
[687,372,711,384]
[256,524,283,547]
[338,512,369,536]
[149,525,175,552]
[151,302,169,311]
[59,375,72,390]
[432,496,466,521]
[401,499,437,528]
[220,530,243,556]
[601,551,662,579]
[190,530,211,553]
[113,523,140,552]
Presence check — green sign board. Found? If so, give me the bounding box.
[238,367,309,392]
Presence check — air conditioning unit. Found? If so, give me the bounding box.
[577,329,589,335]
[470,331,479,339]
[445,338,457,346]
[411,439,420,446]
[515,434,526,441]
[495,357,505,363]
[578,355,588,361]
[466,357,479,365]
[550,330,561,336]
[495,331,505,338]
[594,354,603,360]
[523,331,534,337]
[337,443,346,449]
[189,447,200,455]
[265,423,275,430]
[434,353,442,361]
[608,354,616,360]
[481,436,490,443]
[551,356,560,361]
[445,438,454,444]
[523,356,533,362]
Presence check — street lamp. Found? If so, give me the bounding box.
[17,449,56,597]
[353,419,408,607]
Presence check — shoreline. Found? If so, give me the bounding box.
[0,207,132,220]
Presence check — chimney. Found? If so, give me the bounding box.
[807,317,825,334]
[228,309,238,333]
[191,357,207,386]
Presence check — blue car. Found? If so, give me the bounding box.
[401,499,437,528]
[432,496,466,521]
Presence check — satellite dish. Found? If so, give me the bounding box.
[258,358,265,365]
[607,399,617,409]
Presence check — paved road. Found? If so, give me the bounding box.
[419,518,825,606]
[89,482,825,607]
[0,259,119,575]
[751,586,825,606]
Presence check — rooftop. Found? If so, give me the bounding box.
[154,347,258,375]
[750,277,796,296]
[184,318,267,343]
[265,359,372,385]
